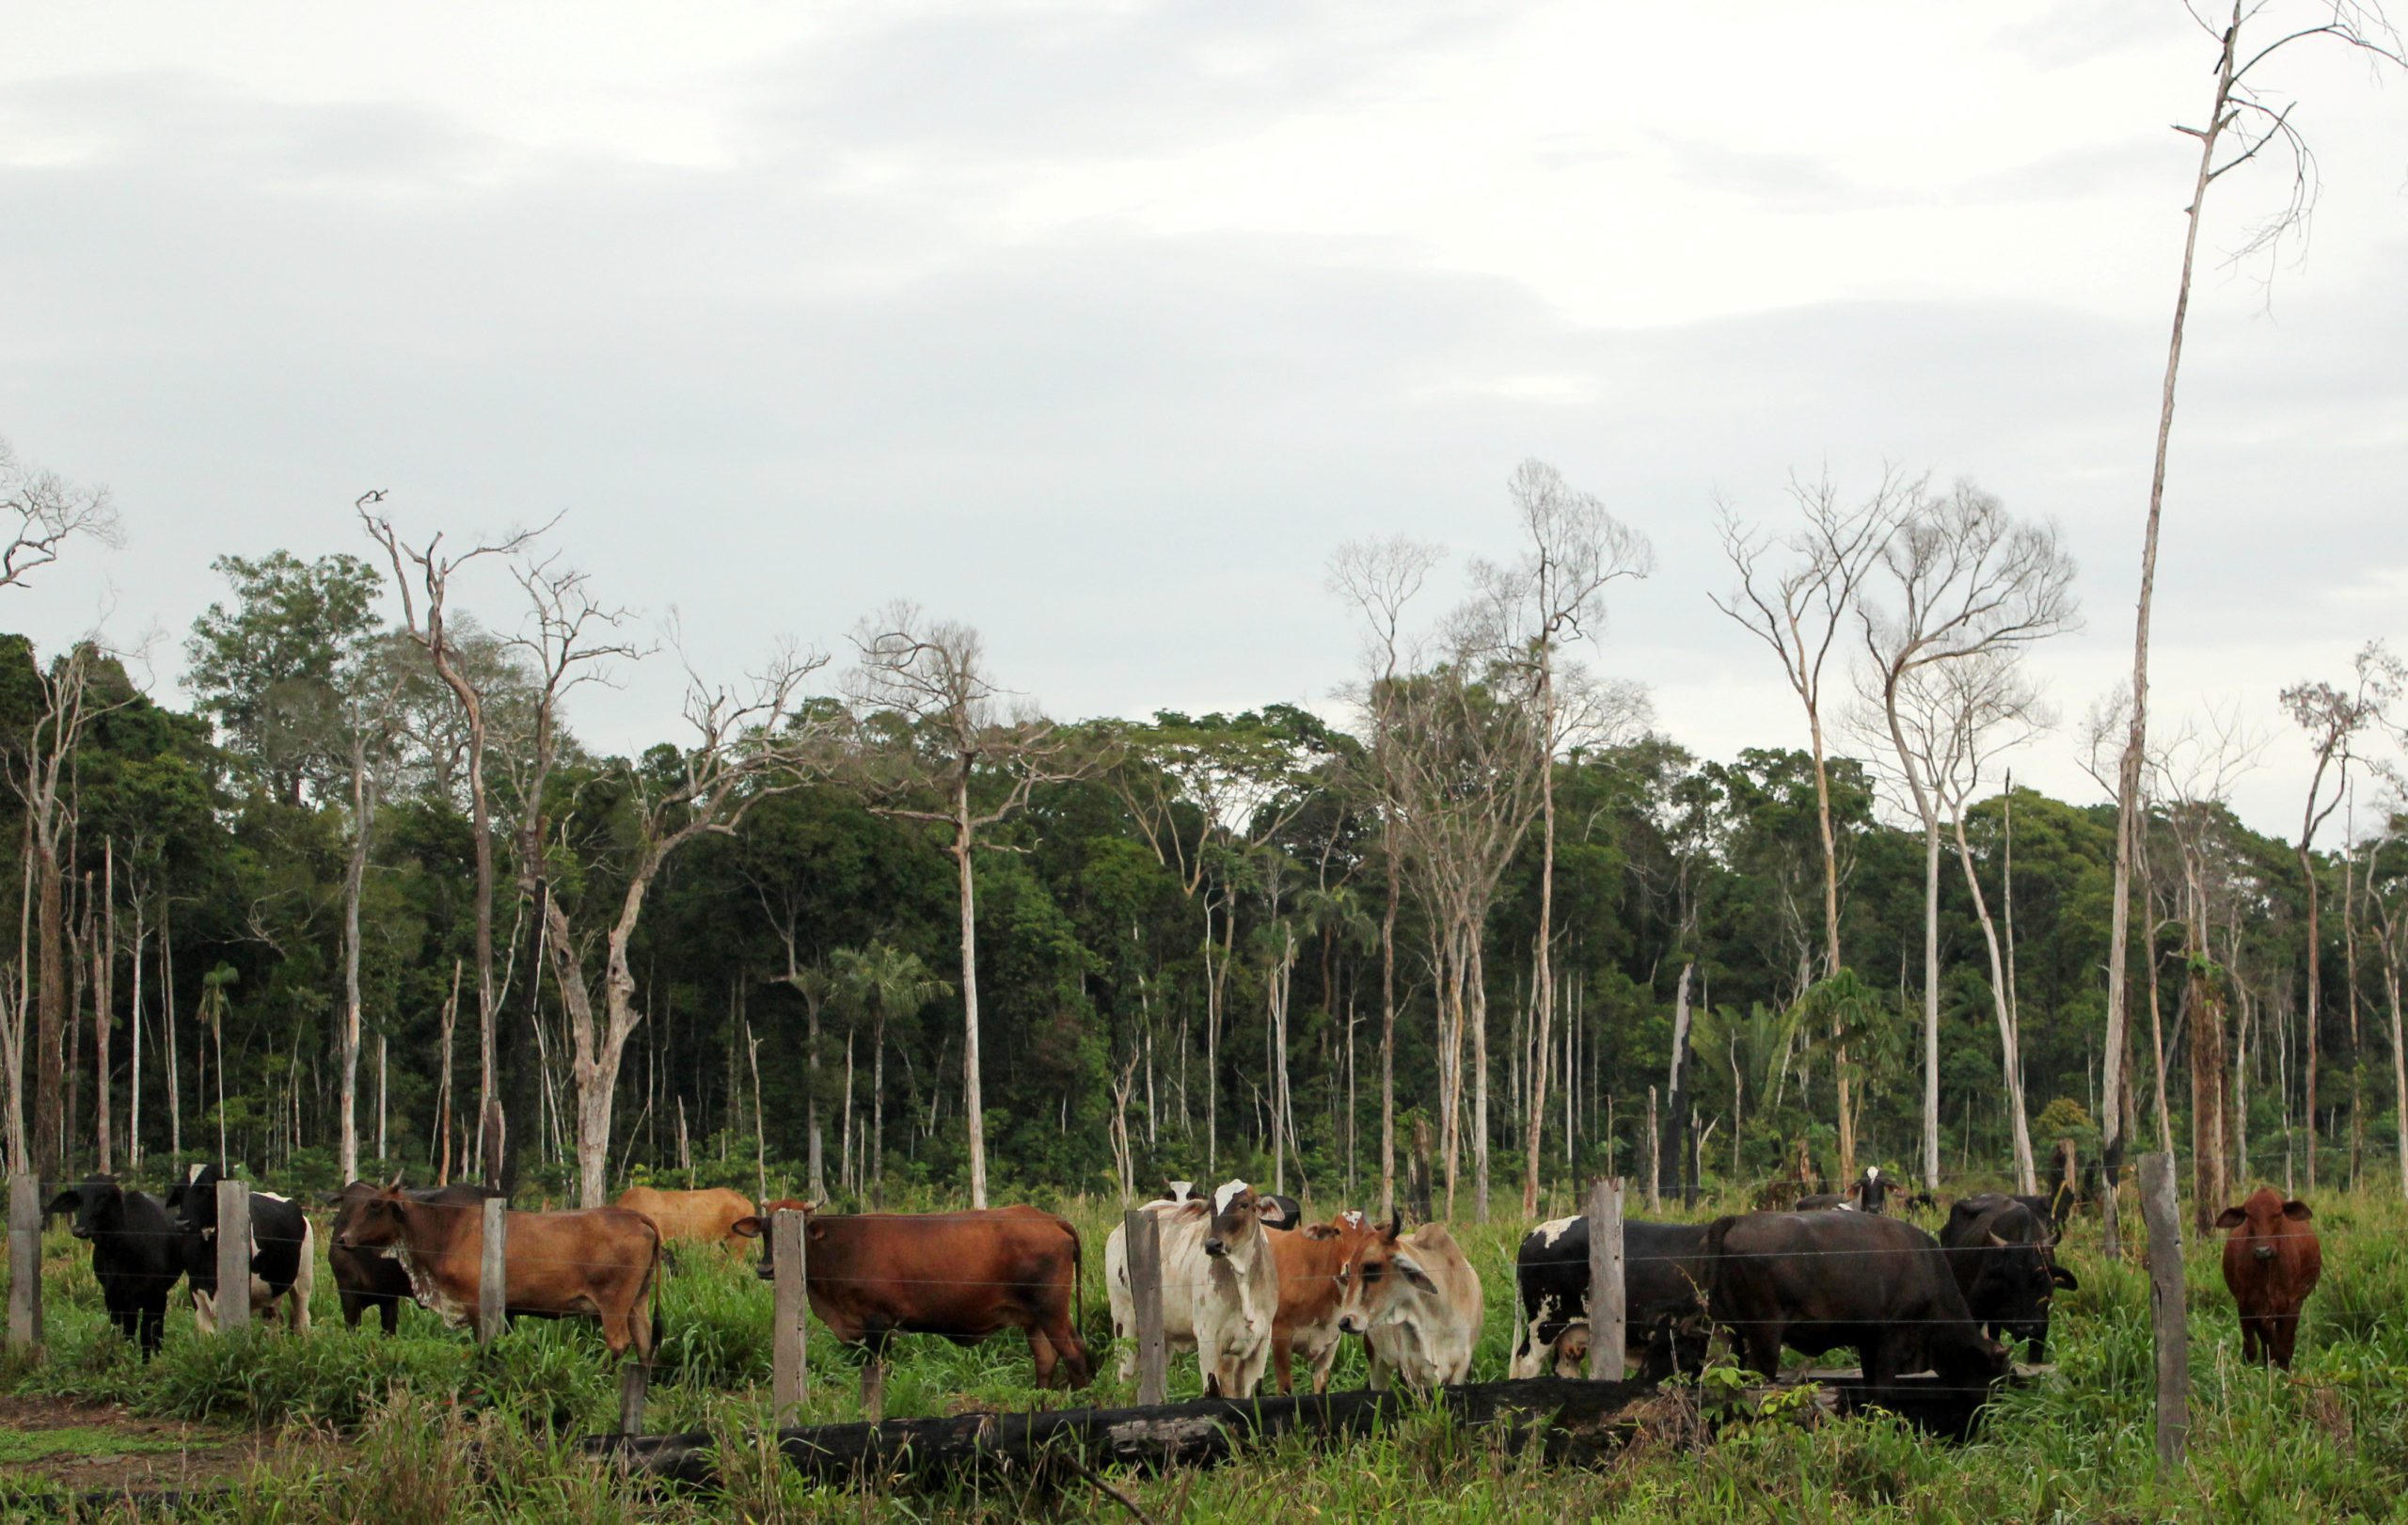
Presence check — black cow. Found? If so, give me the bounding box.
[1798,1167,1893,1215]
[1703,1210,2011,1390]
[326,1181,501,1333]
[166,1164,315,1333]
[2010,1186,2077,1235]
[44,1178,185,1358]
[1508,1213,1710,1378]
[1941,1194,2076,1359]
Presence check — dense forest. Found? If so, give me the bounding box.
[3,446,2404,1225]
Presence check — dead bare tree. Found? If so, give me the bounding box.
[544,643,829,1206]
[2278,642,2398,1188]
[845,605,1096,1209]
[1712,472,1902,1181]
[0,438,123,594]
[1329,536,1443,1219]
[1475,460,1654,1217]
[2101,0,2403,1251]
[360,494,554,1181]
[1856,481,2078,1191]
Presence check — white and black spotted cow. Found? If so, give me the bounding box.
[1509,1214,1710,1378]
[166,1163,315,1333]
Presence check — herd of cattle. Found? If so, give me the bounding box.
[38,1164,2328,1405]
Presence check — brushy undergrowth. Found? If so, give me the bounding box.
[5,1183,2407,1520]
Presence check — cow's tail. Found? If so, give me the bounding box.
[1061,1213,1090,1386]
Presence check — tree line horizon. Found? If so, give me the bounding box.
[3,442,2404,1240]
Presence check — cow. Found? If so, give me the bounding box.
[1797,1167,1893,1215]
[735,1202,1091,1388]
[327,1182,502,1334]
[2217,1187,2321,1370]
[166,1164,314,1334]
[1267,1214,1377,1393]
[1508,1214,1710,1379]
[612,1185,757,1253]
[1940,1194,2077,1360]
[1162,1179,1300,1231]
[1703,1210,2011,1390]
[1106,1180,1278,1398]
[1339,1218,1482,1391]
[43,1177,185,1358]
[335,1180,662,1359]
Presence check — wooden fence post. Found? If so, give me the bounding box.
[214,1178,250,1332]
[1645,1088,1660,1213]
[771,1208,809,1423]
[8,1175,40,1351]
[2140,1152,2188,1475]
[477,1196,508,1344]
[1586,1177,1625,1382]
[1126,1208,1168,1406]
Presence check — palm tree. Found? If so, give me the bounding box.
[832,942,952,1202]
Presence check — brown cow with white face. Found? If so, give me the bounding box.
[334,1180,661,1358]
[2217,1187,2321,1370]
[1339,1216,1482,1391]
[1268,1211,1376,1393]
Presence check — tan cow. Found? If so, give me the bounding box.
[1106,1180,1280,1398]
[1268,1212,1375,1394]
[1339,1219,1482,1391]
[335,1182,662,1358]
[613,1185,756,1251]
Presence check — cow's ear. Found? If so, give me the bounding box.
[2051,1266,2080,1292]
[730,1216,765,1240]
[43,1190,78,1215]
[1303,1223,1339,1241]
[1392,1253,1436,1293]
[2214,1206,2248,1230]
[806,1219,828,1242]
[2281,1200,2314,1222]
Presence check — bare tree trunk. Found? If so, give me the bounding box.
[871,1013,887,1201]
[128,902,144,1171]
[162,894,179,1160]
[1380,841,1399,1219]
[95,840,114,1175]
[340,742,375,1184]
[1665,961,1693,1205]
[1951,812,2036,1192]
[1805,705,1854,1181]
[34,843,64,1183]
[1921,816,1941,1190]
[2302,838,2324,1190]
[1524,672,1557,1215]
[952,773,988,1208]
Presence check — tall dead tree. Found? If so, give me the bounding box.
[2278,643,2395,1189]
[1477,460,1653,1217]
[1857,482,2077,1191]
[2101,0,2402,1250]
[1330,536,1442,1219]
[1713,474,1898,1181]
[360,495,551,1182]
[847,605,1091,1209]
[545,644,828,1206]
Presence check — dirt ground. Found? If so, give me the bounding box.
[0,1392,301,1501]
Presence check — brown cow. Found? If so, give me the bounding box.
[2217,1187,2321,1370]
[613,1185,756,1251]
[733,1202,1092,1388]
[1269,1213,1374,1394]
[335,1181,662,1358]
[326,1181,502,1334]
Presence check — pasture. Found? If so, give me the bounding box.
[4,1181,2408,1520]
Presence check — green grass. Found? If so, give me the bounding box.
[7,1183,2408,1520]
[0,1425,192,1463]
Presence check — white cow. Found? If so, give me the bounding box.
[1106,1179,1280,1398]
[1341,1220,1482,1391]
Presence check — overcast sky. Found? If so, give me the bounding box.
[3,1,2402,840]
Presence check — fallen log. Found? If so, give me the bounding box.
[584,1376,1661,1489]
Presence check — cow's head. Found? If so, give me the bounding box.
[164,1162,226,1236]
[730,1199,817,1280]
[333,1177,415,1252]
[1161,1180,1198,1203]
[1976,1219,2078,1357]
[46,1177,126,1241]
[1849,1167,1889,1215]
[1335,1215,1435,1334]
[1202,1181,1265,1261]
[2216,1188,2312,1263]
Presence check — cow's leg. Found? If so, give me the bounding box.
[1739,1326,1782,1382]
[1035,1303,1090,1389]
[1308,1335,1340,1394]
[1271,1333,1295,1395]
[1026,1326,1060,1389]
[139,1300,166,1358]
[2239,1314,2262,1365]
[2270,1310,2298,1371]
[379,1295,402,1337]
